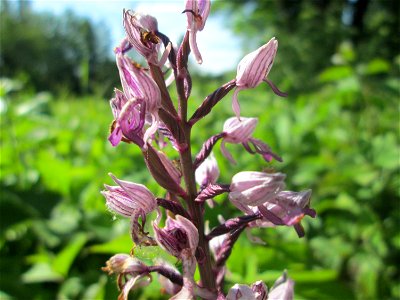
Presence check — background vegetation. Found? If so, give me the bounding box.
[1,0,399,299]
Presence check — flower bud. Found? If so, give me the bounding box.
[229,171,286,214]
[184,0,211,64]
[153,215,198,258]
[195,152,219,187]
[232,38,278,118]
[236,38,277,89]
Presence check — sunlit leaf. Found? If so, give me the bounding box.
[318,66,353,82]
[22,263,64,283]
[52,233,88,277]
[88,234,133,255]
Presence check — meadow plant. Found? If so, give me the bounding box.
[101,1,316,299]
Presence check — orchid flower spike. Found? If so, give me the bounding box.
[184,0,211,64]
[233,37,287,118]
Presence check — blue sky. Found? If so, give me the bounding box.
[31,0,241,75]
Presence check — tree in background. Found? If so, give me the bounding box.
[0,0,118,95]
[214,0,399,93]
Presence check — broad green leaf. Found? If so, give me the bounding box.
[82,275,107,300]
[318,66,353,82]
[34,151,71,196]
[22,263,64,283]
[0,291,12,300]
[88,234,133,254]
[57,277,83,299]
[364,58,390,75]
[52,233,88,277]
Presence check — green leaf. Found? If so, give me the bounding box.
[82,275,107,300]
[318,66,353,83]
[34,151,71,196]
[22,263,64,283]
[52,232,88,277]
[0,291,13,300]
[88,234,133,254]
[364,58,390,75]
[57,277,83,299]
[372,133,399,170]
[316,193,360,215]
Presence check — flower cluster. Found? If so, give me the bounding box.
[101,1,316,299]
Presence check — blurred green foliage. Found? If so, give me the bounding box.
[1,0,399,299]
[214,0,399,95]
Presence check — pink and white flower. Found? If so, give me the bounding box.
[229,171,286,214]
[233,38,287,118]
[221,117,282,164]
[184,0,211,64]
[123,10,160,64]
